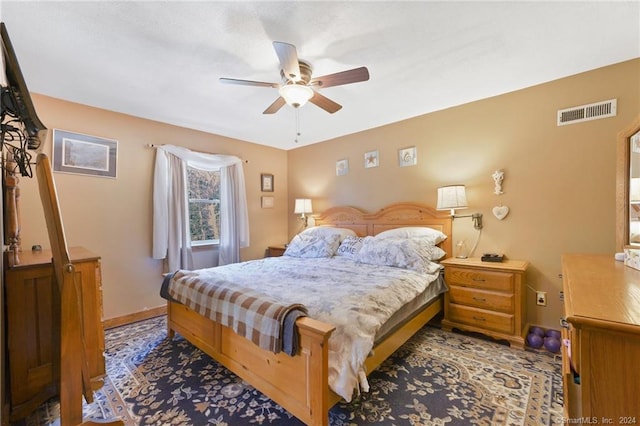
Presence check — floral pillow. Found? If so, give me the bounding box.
[356,237,441,274]
[335,236,365,260]
[284,233,341,258]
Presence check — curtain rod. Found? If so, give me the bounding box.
[146,143,249,163]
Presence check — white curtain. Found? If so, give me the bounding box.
[152,144,249,271]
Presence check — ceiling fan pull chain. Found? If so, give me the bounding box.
[295,109,301,143]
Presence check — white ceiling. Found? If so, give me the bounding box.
[2,1,639,150]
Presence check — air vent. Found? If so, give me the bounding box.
[557,99,617,126]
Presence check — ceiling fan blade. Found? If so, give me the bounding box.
[309,91,342,114]
[273,41,301,82]
[263,97,287,114]
[310,66,370,89]
[220,77,278,88]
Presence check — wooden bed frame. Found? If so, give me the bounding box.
[166,202,452,426]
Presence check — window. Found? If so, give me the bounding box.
[187,166,221,245]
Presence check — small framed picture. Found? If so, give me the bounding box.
[261,173,274,192]
[261,196,274,209]
[336,159,349,176]
[398,146,417,167]
[53,129,118,178]
[364,150,379,168]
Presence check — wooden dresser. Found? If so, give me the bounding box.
[561,254,640,420]
[3,247,106,421]
[441,257,529,348]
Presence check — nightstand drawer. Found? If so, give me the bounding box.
[448,304,514,334]
[448,286,514,313]
[445,267,514,292]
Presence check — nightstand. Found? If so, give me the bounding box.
[266,245,287,257]
[440,257,529,348]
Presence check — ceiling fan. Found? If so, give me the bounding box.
[220,41,370,114]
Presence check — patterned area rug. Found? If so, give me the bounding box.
[25,315,563,425]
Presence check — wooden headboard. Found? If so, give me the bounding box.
[314,202,453,257]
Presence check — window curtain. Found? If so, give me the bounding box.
[152,144,249,271]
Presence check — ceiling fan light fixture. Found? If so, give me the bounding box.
[279,84,313,108]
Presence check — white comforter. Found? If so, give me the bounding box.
[171,256,444,401]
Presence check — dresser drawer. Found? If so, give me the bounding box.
[448,285,514,314]
[445,267,514,292]
[448,304,514,334]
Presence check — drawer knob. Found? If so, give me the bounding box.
[472,277,486,282]
[472,316,486,321]
[472,297,487,302]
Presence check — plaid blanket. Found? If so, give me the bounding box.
[165,270,307,354]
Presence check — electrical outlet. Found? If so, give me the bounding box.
[536,291,547,306]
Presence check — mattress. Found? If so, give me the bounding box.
[374,270,446,344]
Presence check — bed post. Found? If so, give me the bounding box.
[296,317,335,426]
[4,150,21,266]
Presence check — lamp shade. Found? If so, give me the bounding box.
[279,84,314,108]
[294,198,313,214]
[436,185,468,211]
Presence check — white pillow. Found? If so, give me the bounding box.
[424,244,446,261]
[356,237,441,274]
[399,236,447,261]
[299,226,357,242]
[335,236,365,260]
[284,233,340,258]
[374,227,447,244]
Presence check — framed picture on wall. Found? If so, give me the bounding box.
[261,173,274,192]
[261,196,274,208]
[52,129,118,178]
[336,159,349,176]
[364,150,379,168]
[398,146,417,167]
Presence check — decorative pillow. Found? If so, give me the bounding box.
[299,226,357,243]
[335,236,365,260]
[356,237,441,274]
[374,227,447,244]
[284,233,340,258]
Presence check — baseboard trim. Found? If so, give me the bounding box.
[103,305,167,330]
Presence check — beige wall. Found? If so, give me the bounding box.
[12,59,639,329]
[17,94,289,320]
[287,58,640,329]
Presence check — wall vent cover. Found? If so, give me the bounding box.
[557,99,617,126]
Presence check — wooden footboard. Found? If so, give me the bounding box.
[167,301,335,426]
[167,295,442,426]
